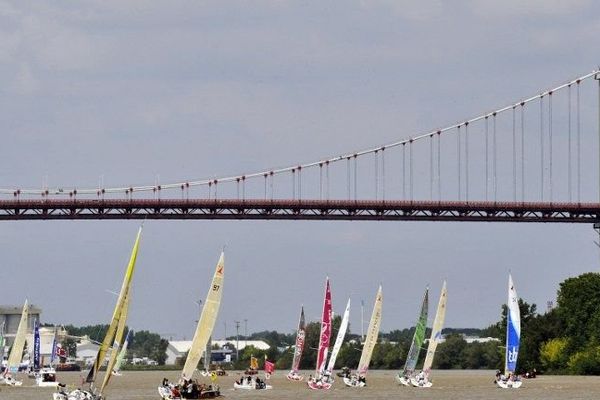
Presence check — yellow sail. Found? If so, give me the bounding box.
[250,356,258,370]
[357,286,382,376]
[6,300,29,373]
[422,281,447,373]
[182,252,225,379]
[99,288,131,392]
[87,227,142,391]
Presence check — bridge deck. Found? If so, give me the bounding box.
[0,199,599,222]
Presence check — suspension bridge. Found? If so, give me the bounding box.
[2,70,600,223]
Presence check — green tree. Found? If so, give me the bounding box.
[434,334,467,369]
[540,337,569,372]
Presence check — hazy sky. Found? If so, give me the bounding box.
[1,1,600,340]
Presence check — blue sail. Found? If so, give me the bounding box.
[33,319,41,370]
[505,274,521,374]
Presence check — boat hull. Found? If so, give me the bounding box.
[496,379,522,389]
[410,377,432,388]
[158,385,221,399]
[233,382,272,390]
[343,376,366,387]
[307,379,332,390]
[396,375,411,386]
[286,371,304,381]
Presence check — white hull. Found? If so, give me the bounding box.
[396,375,411,386]
[307,378,332,390]
[1,375,23,386]
[410,377,432,388]
[496,379,522,389]
[53,389,96,400]
[286,371,304,381]
[233,381,272,390]
[343,376,366,387]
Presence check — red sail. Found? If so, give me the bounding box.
[291,306,306,373]
[316,278,332,375]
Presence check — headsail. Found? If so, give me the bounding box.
[204,336,212,372]
[86,227,142,391]
[290,306,306,374]
[182,251,225,379]
[113,330,132,375]
[315,278,332,377]
[100,288,131,391]
[6,300,29,374]
[0,322,5,362]
[505,274,520,375]
[326,298,351,376]
[422,281,447,374]
[402,288,429,375]
[357,286,382,376]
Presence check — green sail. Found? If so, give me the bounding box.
[402,288,429,375]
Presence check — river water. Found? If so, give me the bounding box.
[2,369,599,400]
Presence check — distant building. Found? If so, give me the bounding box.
[164,339,268,365]
[0,304,42,343]
[433,335,500,344]
[76,339,100,366]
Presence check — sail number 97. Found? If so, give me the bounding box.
[213,284,220,291]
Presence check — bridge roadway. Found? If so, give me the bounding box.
[0,198,599,222]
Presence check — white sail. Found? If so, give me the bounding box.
[357,286,382,376]
[182,252,225,379]
[505,274,521,375]
[422,281,447,373]
[325,298,350,375]
[6,300,29,374]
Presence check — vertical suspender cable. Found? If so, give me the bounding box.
[485,117,489,201]
[597,74,600,204]
[347,158,351,200]
[540,96,545,201]
[354,155,358,201]
[512,107,517,201]
[457,126,461,201]
[270,172,274,200]
[409,141,414,200]
[319,164,323,200]
[577,81,581,202]
[381,148,386,201]
[325,162,330,200]
[437,132,441,201]
[298,167,302,200]
[375,151,379,200]
[402,144,406,200]
[430,135,434,200]
[292,169,296,200]
[264,174,267,200]
[568,85,572,202]
[465,123,469,202]
[549,92,553,202]
[521,104,525,202]
[493,113,498,201]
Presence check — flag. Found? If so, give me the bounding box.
[210,371,217,382]
[264,356,275,378]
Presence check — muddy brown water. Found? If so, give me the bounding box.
[2,370,599,400]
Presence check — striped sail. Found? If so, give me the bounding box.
[422,281,447,373]
[7,300,29,374]
[290,306,306,373]
[505,274,520,375]
[182,252,225,379]
[86,227,142,390]
[357,286,382,376]
[326,298,351,375]
[402,288,429,375]
[113,330,132,375]
[315,278,332,377]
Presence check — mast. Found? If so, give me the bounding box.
[422,281,447,374]
[357,286,382,376]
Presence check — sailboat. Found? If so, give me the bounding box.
[344,286,382,387]
[495,274,522,389]
[244,355,259,375]
[233,356,273,390]
[111,330,132,377]
[411,281,447,388]
[53,227,142,400]
[0,322,5,383]
[2,299,29,386]
[322,298,351,384]
[286,306,306,381]
[33,321,60,388]
[307,277,333,390]
[158,251,224,399]
[199,336,212,376]
[397,287,428,386]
